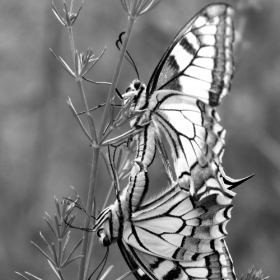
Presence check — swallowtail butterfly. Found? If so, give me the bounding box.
[95,3,243,280]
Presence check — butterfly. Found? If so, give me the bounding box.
[94,3,245,280]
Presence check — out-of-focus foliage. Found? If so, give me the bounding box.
[1,0,278,279]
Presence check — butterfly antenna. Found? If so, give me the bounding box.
[88,247,109,280]
[77,103,122,116]
[115,88,123,100]
[116,31,139,79]
[62,198,97,232]
[107,145,121,196]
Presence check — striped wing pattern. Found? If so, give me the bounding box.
[147,4,234,106]
[121,185,236,280]
[150,92,226,199]
[121,240,235,280]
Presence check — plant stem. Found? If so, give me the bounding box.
[67,26,76,70]
[97,16,136,143]
[67,23,97,144]
[84,197,97,278]
[78,146,100,280]
[57,236,65,280]
[76,78,97,143]
[78,12,136,280]
[102,182,114,210]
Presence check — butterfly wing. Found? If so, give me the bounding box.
[149,93,227,198]
[120,240,236,280]
[147,3,234,107]
[120,184,236,280]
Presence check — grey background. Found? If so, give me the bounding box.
[0,0,279,279]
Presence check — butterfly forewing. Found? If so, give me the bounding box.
[147,4,234,107]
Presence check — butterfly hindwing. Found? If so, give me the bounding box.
[123,185,234,260]
[121,184,236,280]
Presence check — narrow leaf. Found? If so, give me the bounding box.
[24,272,43,280]
[52,1,66,26]
[15,272,30,280]
[119,0,129,14]
[61,232,70,261]
[100,151,113,180]
[86,113,97,144]
[39,232,53,256]
[71,0,84,25]
[70,187,87,211]
[43,217,58,238]
[62,255,83,267]
[31,241,56,266]
[54,196,61,219]
[54,215,62,238]
[140,0,161,15]
[51,243,59,266]
[99,265,113,280]
[116,269,137,280]
[81,47,106,76]
[67,98,92,143]
[48,260,61,280]
[62,214,75,236]
[82,77,111,85]
[61,237,84,267]
[50,49,75,77]
[74,50,80,76]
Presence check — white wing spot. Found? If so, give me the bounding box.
[197,46,216,58]
[199,35,216,46]
[193,57,214,70]
[185,66,213,83]
[186,267,209,277]
[193,16,207,29]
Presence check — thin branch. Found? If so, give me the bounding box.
[97,16,136,143]
[77,147,100,280]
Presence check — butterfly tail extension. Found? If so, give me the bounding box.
[218,165,254,190]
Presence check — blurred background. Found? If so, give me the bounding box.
[1,0,279,279]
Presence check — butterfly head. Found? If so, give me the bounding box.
[122,79,147,111]
[93,205,121,247]
[92,206,113,247]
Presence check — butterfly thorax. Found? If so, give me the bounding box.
[123,79,151,128]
